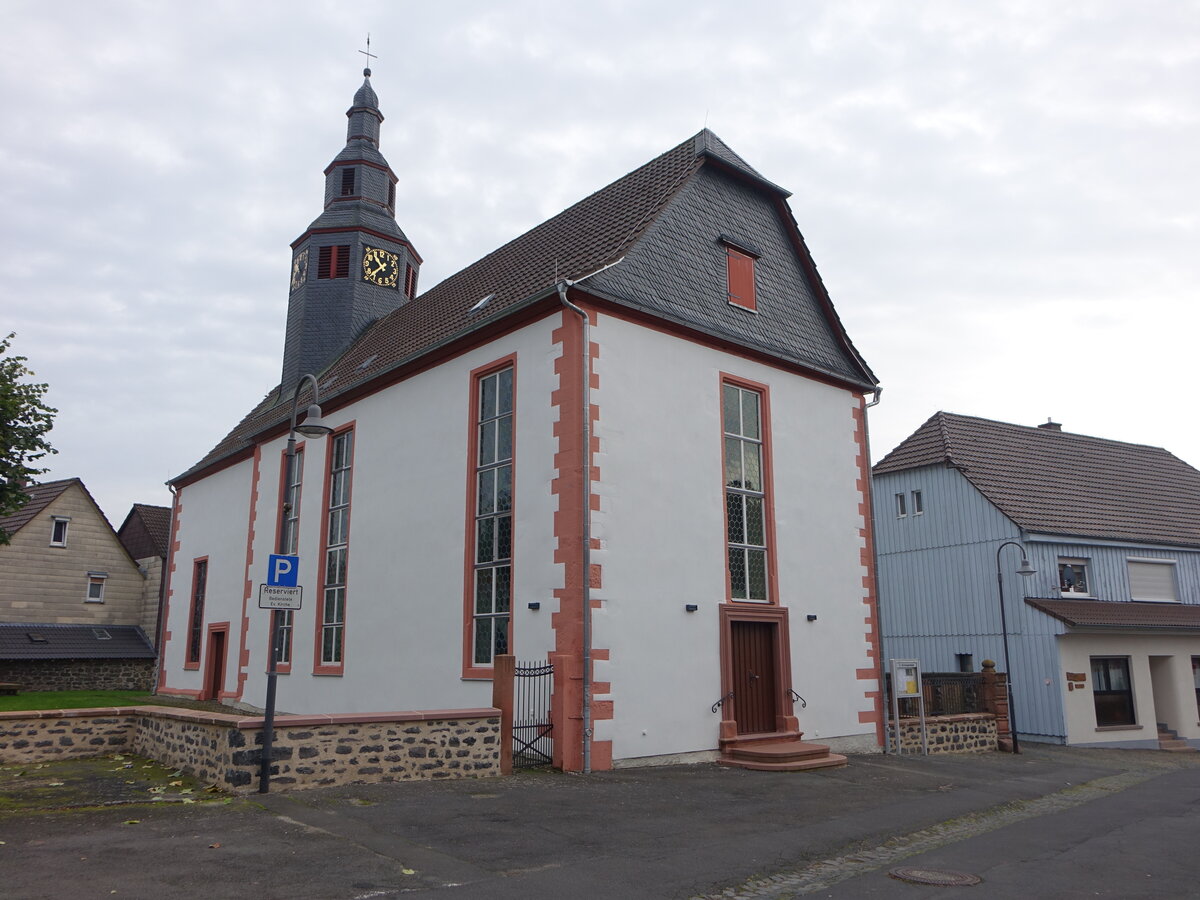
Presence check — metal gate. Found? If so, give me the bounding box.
[512,659,554,768]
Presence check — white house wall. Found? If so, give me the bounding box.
[591,313,877,761]
[163,458,254,693]
[1058,633,1200,748]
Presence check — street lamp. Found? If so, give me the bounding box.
[995,540,1036,754]
[260,374,332,793]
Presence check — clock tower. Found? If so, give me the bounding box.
[281,68,421,392]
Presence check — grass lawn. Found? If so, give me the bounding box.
[0,690,233,714]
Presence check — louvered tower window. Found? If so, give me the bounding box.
[340,167,356,196]
[318,245,351,279]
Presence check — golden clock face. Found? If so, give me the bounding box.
[362,246,400,288]
[290,249,309,293]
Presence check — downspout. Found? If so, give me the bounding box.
[556,280,593,774]
[862,388,889,751]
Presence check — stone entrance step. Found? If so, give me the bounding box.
[718,739,847,772]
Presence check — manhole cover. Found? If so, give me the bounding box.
[888,866,982,886]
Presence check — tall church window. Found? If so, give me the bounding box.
[723,378,773,603]
[466,363,514,671]
[318,245,350,279]
[186,559,208,667]
[316,429,353,672]
[274,448,303,668]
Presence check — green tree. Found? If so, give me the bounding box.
[0,332,57,543]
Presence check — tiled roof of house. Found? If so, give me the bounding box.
[176,130,876,483]
[0,623,156,659]
[1026,598,1200,629]
[126,504,172,558]
[0,478,78,538]
[873,412,1200,548]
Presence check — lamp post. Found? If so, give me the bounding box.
[259,373,332,793]
[995,540,1036,754]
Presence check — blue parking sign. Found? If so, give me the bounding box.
[267,554,299,587]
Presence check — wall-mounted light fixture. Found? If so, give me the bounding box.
[528,602,541,611]
[806,614,818,622]
[685,604,699,613]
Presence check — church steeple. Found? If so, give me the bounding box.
[281,68,422,393]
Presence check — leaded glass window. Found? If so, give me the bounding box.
[473,367,513,664]
[724,383,769,602]
[320,431,353,666]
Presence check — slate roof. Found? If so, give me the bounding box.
[0,623,156,660]
[0,478,78,538]
[874,412,1200,548]
[176,129,876,483]
[1026,598,1200,629]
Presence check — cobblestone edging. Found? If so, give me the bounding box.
[691,768,1162,899]
[890,713,997,754]
[0,706,501,791]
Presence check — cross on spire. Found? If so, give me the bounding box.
[359,33,378,75]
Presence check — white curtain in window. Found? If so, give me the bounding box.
[1127,561,1177,602]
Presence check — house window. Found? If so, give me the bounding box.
[50,516,70,547]
[340,167,356,196]
[1058,558,1091,596]
[276,448,303,666]
[911,490,924,515]
[470,366,514,666]
[317,245,351,280]
[1193,657,1200,719]
[725,246,757,311]
[895,492,907,518]
[318,430,353,668]
[187,559,207,665]
[85,572,107,603]
[1127,559,1177,602]
[1091,657,1135,726]
[404,262,417,299]
[724,381,770,602]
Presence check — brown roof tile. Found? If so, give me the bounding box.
[874,412,1200,548]
[0,478,78,538]
[1026,598,1200,629]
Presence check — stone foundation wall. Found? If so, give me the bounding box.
[0,706,501,791]
[0,658,155,692]
[890,713,998,753]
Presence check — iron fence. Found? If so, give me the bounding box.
[885,671,986,717]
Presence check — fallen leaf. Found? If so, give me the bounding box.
[401,868,415,875]
[123,820,140,825]
[209,843,221,849]
[169,781,184,787]
[47,782,64,787]
[180,789,193,795]
[182,799,196,804]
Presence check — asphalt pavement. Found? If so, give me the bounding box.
[2,744,1197,899]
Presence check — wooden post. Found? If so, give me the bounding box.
[492,654,515,775]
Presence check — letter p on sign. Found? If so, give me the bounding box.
[268,554,299,587]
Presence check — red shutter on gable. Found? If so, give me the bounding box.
[317,245,351,279]
[726,248,756,311]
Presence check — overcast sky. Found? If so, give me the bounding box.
[3,1,1198,523]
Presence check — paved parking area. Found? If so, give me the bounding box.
[2,746,1197,898]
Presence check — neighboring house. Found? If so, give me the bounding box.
[157,69,884,771]
[873,412,1200,750]
[0,479,156,690]
[117,503,172,647]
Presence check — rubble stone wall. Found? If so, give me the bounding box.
[0,705,502,791]
[890,713,998,753]
[0,658,155,692]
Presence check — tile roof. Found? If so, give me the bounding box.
[1026,598,1200,629]
[0,478,78,538]
[873,412,1200,548]
[177,130,875,483]
[0,623,156,659]
[127,504,172,558]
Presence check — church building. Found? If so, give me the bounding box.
[158,69,884,771]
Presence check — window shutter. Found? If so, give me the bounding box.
[341,167,356,196]
[404,263,417,298]
[387,181,396,209]
[334,245,350,279]
[726,248,756,311]
[1128,561,1177,601]
[318,246,332,279]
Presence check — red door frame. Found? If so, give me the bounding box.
[718,604,797,743]
[202,622,230,701]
